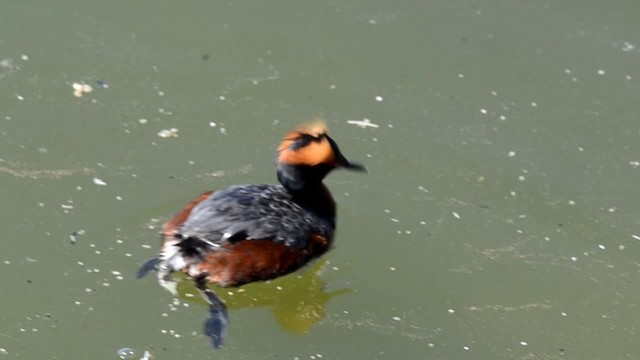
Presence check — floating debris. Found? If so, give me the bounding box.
[621,41,636,52]
[72,82,93,98]
[157,128,179,138]
[346,118,379,129]
[0,58,16,69]
[61,204,74,211]
[93,177,107,186]
[116,347,136,359]
[69,230,85,244]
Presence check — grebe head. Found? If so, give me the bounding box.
[276,120,366,193]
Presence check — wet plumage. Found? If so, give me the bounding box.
[137,121,365,348]
[180,184,334,250]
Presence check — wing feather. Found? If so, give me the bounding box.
[178,184,332,249]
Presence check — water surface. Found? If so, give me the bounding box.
[2,1,640,359]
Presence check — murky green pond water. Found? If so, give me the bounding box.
[2,1,640,359]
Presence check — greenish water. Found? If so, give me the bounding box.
[2,1,640,359]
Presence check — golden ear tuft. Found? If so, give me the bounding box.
[277,119,335,166]
[278,119,329,152]
[296,119,328,138]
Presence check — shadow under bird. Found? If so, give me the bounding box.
[137,121,366,348]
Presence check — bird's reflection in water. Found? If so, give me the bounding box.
[175,260,351,334]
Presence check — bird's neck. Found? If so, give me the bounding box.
[277,164,336,219]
